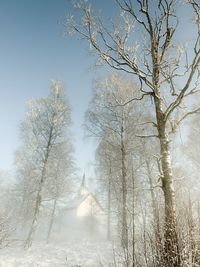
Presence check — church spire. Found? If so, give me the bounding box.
[79,172,89,196]
[81,172,86,188]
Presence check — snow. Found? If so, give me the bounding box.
[0,239,114,267]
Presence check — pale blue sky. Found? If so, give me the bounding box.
[0,0,110,176]
[0,0,195,178]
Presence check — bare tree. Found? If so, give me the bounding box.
[67,1,200,265]
[85,73,145,250]
[16,81,73,248]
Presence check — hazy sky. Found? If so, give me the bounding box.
[0,0,195,179]
[0,0,112,177]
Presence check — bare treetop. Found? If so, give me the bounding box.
[67,0,200,126]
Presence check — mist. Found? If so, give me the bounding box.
[0,0,200,267]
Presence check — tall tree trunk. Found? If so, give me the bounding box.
[107,174,111,241]
[153,48,180,265]
[121,123,128,249]
[46,198,57,244]
[24,187,42,249]
[159,127,180,266]
[24,127,52,249]
[131,167,135,267]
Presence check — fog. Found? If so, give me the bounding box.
[1,0,200,267]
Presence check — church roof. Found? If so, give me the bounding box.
[64,191,103,211]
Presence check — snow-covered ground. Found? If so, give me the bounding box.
[0,239,114,267]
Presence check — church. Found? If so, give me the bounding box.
[75,174,104,219]
[59,174,105,239]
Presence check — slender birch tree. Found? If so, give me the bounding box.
[16,81,73,248]
[85,73,145,249]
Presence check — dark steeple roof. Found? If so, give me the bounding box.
[81,172,86,188]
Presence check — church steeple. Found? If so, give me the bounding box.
[81,173,86,188]
[79,172,89,196]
